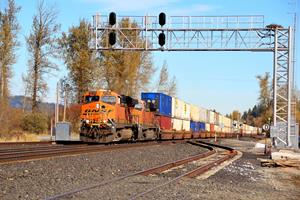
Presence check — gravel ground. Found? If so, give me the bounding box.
[0,142,205,200]
[63,139,300,200]
[1,139,300,200]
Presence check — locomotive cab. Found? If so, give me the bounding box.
[80,90,159,143]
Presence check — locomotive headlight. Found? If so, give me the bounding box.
[96,103,100,109]
[85,120,90,124]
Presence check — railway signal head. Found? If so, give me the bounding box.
[109,32,116,46]
[159,12,166,26]
[109,12,116,26]
[158,32,166,46]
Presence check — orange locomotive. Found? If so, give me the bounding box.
[80,90,159,142]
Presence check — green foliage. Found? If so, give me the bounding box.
[0,0,20,102]
[240,72,273,128]
[59,19,96,102]
[21,112,48,134]
[100,18,155,98]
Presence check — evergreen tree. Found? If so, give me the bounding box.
[59,19,96,102]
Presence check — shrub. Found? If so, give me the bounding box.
[21,112,48,134]
[0,102,24,137]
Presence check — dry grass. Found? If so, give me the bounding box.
[0,132,50,142]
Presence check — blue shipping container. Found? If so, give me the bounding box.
[141,92,172,117]
[199,122,206,131]
[190,121,200,132]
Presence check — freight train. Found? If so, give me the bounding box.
[80,90,261,143]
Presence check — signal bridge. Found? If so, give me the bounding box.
[90,13,298,148]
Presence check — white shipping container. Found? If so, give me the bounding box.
[215,113,219,125]
[171,97,176,117]
[182,120,190,131]
[172,118,182,131]
[190,104,200,122]
[199,107,207,122]
[183,102,191,120]
[208,110,215,124]
[225,127,230,133]
[172,98,184,119]
[215,125,220,132]
[171,97,190,120]
[223,117,231,127]
[219,115,225,127]
[205,123,210,132]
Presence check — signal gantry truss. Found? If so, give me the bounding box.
[90,14,297,148]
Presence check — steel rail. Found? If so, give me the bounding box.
[44,141,214,200]
[128,141,237,200]
[0,141,52,146]
[0,144,87,153]
[0,141,178,164]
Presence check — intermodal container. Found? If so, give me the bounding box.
[210,124,215,132]
[155,115,171,130]
[172,98,183,119]
[172,118,182,131]
[199,107,207,122]
[199,122,206,131]
[205,123,210,132]
[214,113,220,125]
[182,120,190,131]
[172,98,191,120]
[224,117,229,127]
[183,102,191,120]
[214,125,218,132]
[190,105,200,122]
[141,92,172,117]
[207,110,215,124]
[190,121,200,132]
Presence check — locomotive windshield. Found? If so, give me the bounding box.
[85,95,100,103]
[101,96,116,104]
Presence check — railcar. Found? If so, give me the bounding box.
[79,90,261,143]
[80,90,159,143]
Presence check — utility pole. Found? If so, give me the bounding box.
[55,81,59,126]
[63,84,69,122]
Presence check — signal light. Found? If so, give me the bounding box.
[109,32,116,46]
[159,12,166,26]
[158,32,165,46]
[109,12,116,26]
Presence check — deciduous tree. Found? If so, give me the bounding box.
[24,0,60,111]
[100,18,155,97]
[0,0,20,102]
[156,61,177,96]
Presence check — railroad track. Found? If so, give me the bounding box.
[45,140,237,200]
[0,141,53,146]
[0,141,181,164]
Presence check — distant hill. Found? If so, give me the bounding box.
[9,96,60,115]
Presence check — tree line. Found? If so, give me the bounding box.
[0,0,177,136]
[229,72,300,132]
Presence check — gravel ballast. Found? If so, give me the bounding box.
[0,142,206,200]
[1,139,299,200]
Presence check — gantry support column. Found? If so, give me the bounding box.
[271,27,298,148]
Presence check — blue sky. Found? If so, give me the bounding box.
[3,0,300,115]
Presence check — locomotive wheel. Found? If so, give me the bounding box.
[142,130,156,140]
[113,129,133,141]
